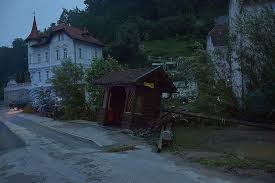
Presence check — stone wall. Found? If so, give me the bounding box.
[4,88,31,105]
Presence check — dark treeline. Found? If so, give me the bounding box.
[0,38,28,99]
[59,0,228,66]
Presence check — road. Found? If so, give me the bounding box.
[0,120,25,154]
[0,107,272,183]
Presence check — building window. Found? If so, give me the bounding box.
[64,48,67,59]
[38,53,41,63]
[38,72,41,82]
[56,49,60,60]
[45,52,49,62]
[79,48,82,59]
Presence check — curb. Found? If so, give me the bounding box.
[36,122,103,147]
[14,114,103,147]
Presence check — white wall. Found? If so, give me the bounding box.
[28,32,103,88]
[74,41,103,67]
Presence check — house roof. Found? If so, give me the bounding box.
[209,24,228,47]
[94,67,177,92]
[26,18,104,47]
[26,16,40,41]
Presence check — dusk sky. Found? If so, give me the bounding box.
[0,0,85,47]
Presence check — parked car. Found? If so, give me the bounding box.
[16,100,29,109]
[9,101,16,109]
[9,100,29,110]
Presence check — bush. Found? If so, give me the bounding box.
[85,57,124,118]
[30,88,57,114]
[23,104,36,114]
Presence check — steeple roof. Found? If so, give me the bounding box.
[26,16,40,42]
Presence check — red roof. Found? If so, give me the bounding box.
[26,21,104,47]
[26,16,40,41]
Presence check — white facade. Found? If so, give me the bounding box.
[28,33,103,88]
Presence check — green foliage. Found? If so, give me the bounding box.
[30,88,57,114]
[23,104,36,114]
[0,82,3,101]
[178,42,238,115]
[194,155,275,173]
[143,37,196,57]
[12,38,27,49]
[0,38,28,100]
[58,0,228,63]
[51,59,86,119]
[85,57,124,115]
[0,38,28,99]
[233,7,275,116]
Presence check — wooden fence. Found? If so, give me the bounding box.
[163,109,275,130]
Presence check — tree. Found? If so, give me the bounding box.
[178,42,238,116]
[233,7,275,117]
[51,59,85,119]
[0,37,28,100]
[12,38,27,49]
[85,57,124,114]
[0,82,3,101]
[58,0,228,67]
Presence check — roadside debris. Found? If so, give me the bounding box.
[105,145,137,153]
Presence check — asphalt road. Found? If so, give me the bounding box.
[0,111,272,183]
[0,121,25,154]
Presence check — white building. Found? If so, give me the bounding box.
[207,0,275,104]
[26,16,104,88]
[4,17,104,105]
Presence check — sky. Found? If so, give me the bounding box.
[0,0,85,47]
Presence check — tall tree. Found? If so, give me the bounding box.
[233,7,275,117]
[51,59,85,119]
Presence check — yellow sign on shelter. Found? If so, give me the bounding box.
[143,82,155,89]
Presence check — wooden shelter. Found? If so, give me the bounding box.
[94,67,177,129]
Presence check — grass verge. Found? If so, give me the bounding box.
[192,154,275,174]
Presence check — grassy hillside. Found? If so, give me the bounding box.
[143,37,198,57]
